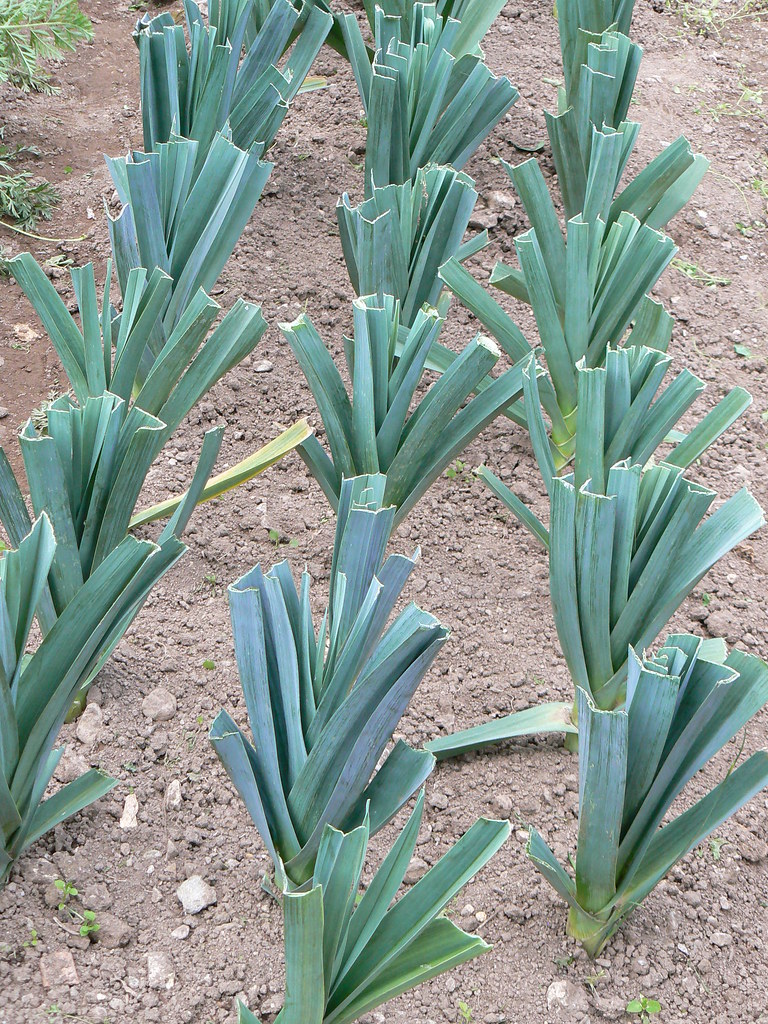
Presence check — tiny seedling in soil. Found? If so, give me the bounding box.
[54,880,99,937]
[458,1001,473,1022]
[586,969,606,992]
[54,879,78,910]
[553,953,575,969]
[735,219,766,236]
[46,1006,111,1024]
[709,836,729,860]
[202,659,215,670]
[734,343,753,359]
[23,928,38,948]
[669,0,766,38]
[626,995,662,1022]
[445,458,469,480]
[78,910,99,938]
[671,257,731,287]
[268,528,299,550]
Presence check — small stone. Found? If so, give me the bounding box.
[142,687,177,722]
[95,913,132,949]
[147,951,175,990]
[26,858,59,884]
[85,882,112,910]
[13,323,39,345]
[469,207,499,231]
[487,189,516,211]
[119,793,139,830]
[546,979,590,1017]
[710,931,732,948]
[40,949,79,989]
[254,359,273,373]
[54,747,91,784]
[165,780,183,811]
[171,925,190,940]
[489,793,514,817]
[0,407,8,419]
[76,703,102,746]
[738,831,768,863]
[404,857,428,885]
[176,875,217,915]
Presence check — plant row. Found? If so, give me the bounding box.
[1,1,766,1021]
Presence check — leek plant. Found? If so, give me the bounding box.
[495,347,752,535]
[441,8,707,457]
[238,796,509,1023]
[211,476,447,889]
[347,0,508,37]
[0,515,189,886]
[8,253,268,425]
[337,165,487,328]
[236,0,348,58]
[105,134,271,384]
[440,181,704,460]
[280,294,525,523]
[339,1,518,194]
[135,0,331,164]
[558,0,635,71]
[528,636,768,956]
[2,254,309,638]
[117,0,332,386]
[428,458,764,757]
[0,400,223,637]
[541,29,707,228]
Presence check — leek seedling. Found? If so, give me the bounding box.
[337,165,487,328]
[339,2,518,194]
[211,476,447,888]
[8,254,268,425]
[428,459,763,757]
[281,294,525,524]
[105,133,271,379]
[0,516,187,886]
[0,400,224,637]
[514,346,752,504]
[439,10,707,447]
[440,189,702,459]
[135,0,331,165]
[528,636,768,956]
[237,796,509,1023]
[6,252,309,526]
[558,0,636,89]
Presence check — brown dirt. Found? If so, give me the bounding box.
[1,1,768,1023]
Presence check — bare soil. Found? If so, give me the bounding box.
[1,1,768,1023]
